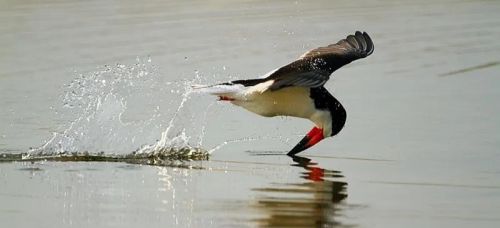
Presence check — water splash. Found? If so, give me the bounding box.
[27,58,208,160]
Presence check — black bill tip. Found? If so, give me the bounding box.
[287,135,311,156]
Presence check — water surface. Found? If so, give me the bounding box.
[1,0,500,227]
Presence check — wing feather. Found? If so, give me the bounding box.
[266,31,374,91]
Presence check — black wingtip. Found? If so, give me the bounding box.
[362,31,374,55]
[345,35,359,49]
[354,31,366,50]
[349,31,374,56]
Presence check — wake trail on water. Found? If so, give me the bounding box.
[26,58,210,161]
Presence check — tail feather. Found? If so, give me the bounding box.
[192,78,271,101]
[191,83,244,96]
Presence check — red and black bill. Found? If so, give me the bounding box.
[287,127,324,155]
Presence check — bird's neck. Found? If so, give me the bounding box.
[329,100,346,136]
[310,87,347,137]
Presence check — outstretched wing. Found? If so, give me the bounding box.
[265,31,374,91]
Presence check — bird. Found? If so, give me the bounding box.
[193,31,374,155]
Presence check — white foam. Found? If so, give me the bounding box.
[27,58,208,159]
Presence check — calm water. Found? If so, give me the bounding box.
[1,0,500,227]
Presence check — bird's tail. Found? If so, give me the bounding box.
[191,83,242,95]
[191,83,245,101]
[192,78,269,101]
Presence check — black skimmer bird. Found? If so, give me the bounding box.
[194,31,374,155]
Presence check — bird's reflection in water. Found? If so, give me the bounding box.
[252,155,347,227]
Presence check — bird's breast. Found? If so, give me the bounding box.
[233,87,316,118]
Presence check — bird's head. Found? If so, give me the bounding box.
[288,94,346,156]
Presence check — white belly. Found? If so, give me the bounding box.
[232,87,316,118]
